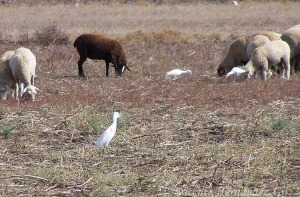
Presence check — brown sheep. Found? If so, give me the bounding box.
[73,33,131,78]
[217,31,281,76]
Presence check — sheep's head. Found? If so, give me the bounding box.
[217,63,231,77]
[217,55,248,77]
[217,52,236,76]
[218,37,250,76]
[21,85,41,102]
[0,85,12,101]
[116,64,131,77]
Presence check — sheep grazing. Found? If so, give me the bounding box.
[245,40,291,80]
[0,50,15,100]
[281,24,300,75]
[73,33,131,78]
[9,47,40,102]
[246,35,272,78]
[217,31,281,76]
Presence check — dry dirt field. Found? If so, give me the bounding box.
[0,1,300,196]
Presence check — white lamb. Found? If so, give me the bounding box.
[247,35,275,78]
[247,35,270,59]
[9,47,40,102]
[0,50,15,100]
[245,40,290,80]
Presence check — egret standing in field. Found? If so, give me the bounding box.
[165,69,192,78]
[95,112,120,152]
[225,67,246,78]
[233,0,238,6]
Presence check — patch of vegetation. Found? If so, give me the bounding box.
[270,117,290,132]
[0,124,15,139]
[33,25,70,46]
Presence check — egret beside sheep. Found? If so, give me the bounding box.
[95,112,121,152]
[165,69,192,78]
[225,67,246,78]
[217,31,281,76]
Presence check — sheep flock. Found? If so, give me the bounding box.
[1,25,300,102]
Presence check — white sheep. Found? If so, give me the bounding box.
[281,24,300,75]
[217,31,281,76]
[9,47,40,102]
[247,35,270,59]
[0,50,15,100]
[245,40,290,80]
[246,35,272,78]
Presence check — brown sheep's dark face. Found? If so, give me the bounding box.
[116,66,124,77]
[217,66,227,76]
[217,56,237,77]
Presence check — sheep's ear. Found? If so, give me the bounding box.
[21,87,28,96]
[125,65,131,72]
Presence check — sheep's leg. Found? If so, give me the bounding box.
[290,57,296,76]
[280,64,285,79]
[262,68,268,80]
[31,76,34,86]
[295,56,300,73]
[105,60,110,77]
[78,57,86,77]
[20,83,24,93]
[111,57,119,77]
[266,70,272,79]
[254,71,259,79]
[247,71,253,79]
[15,83,19,100]
[283,59,290,79]
[114,63,121,77]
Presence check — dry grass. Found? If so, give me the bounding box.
[0,2,300,196]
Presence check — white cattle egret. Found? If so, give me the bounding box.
[225,67,246,78]
[95,112,120,150]
[233,1,238,6]
[165,69,192,78]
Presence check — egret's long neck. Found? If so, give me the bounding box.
[112,117,119,124]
